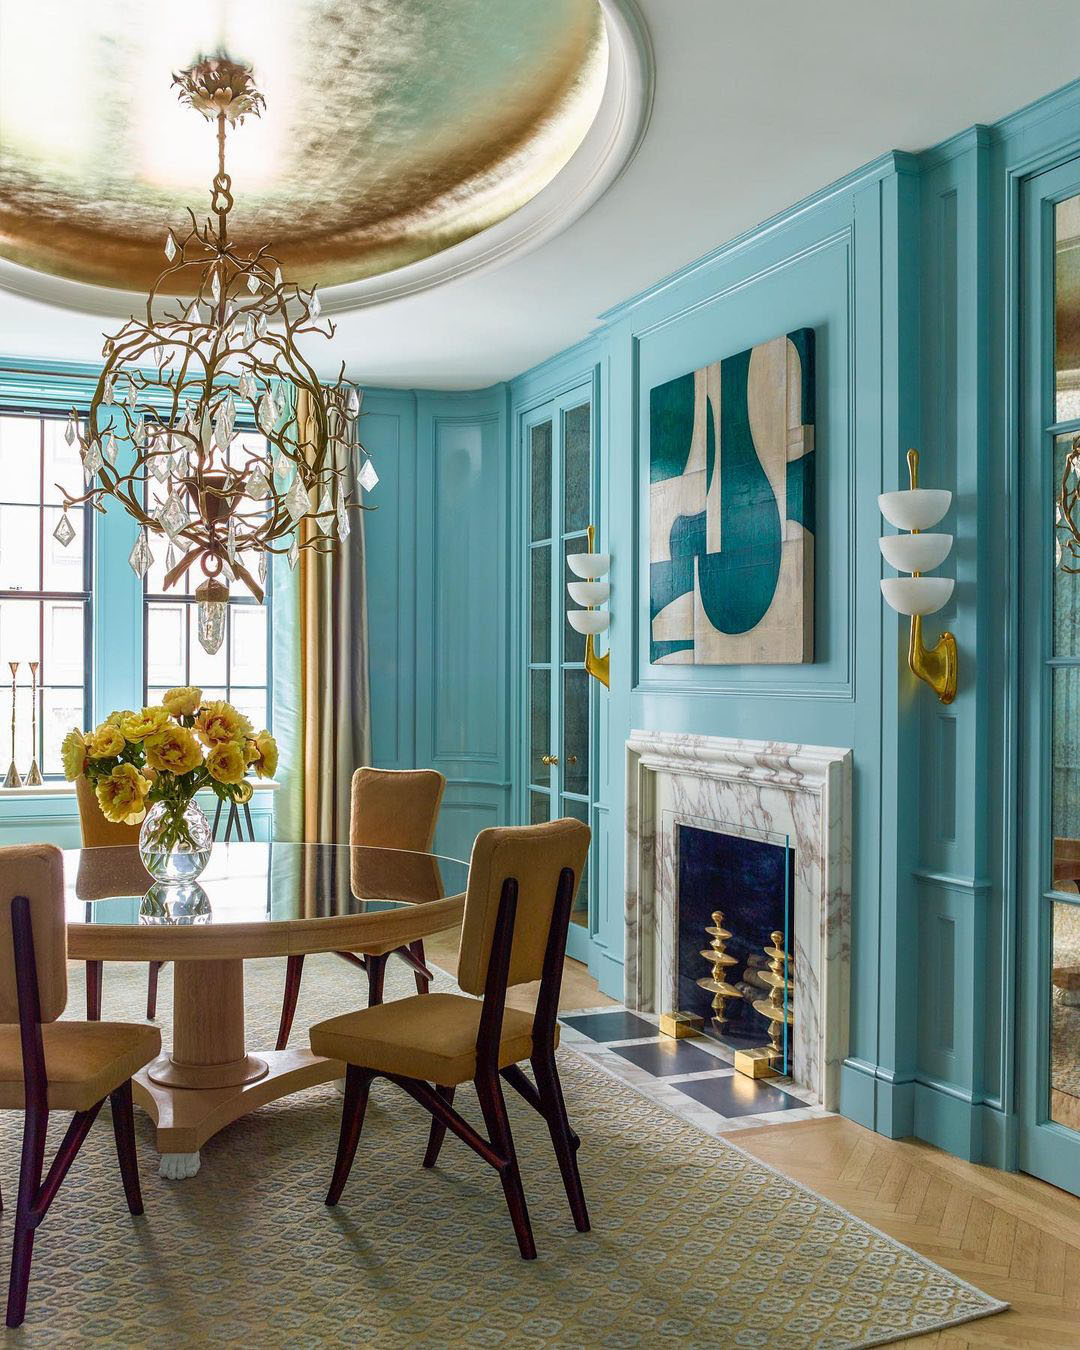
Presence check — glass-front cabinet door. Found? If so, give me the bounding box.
[1020,158,1080,1196]
[524,389,596,962]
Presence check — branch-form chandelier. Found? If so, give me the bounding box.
[58,56,378,653]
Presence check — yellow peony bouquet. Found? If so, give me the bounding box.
[62,690,277,852]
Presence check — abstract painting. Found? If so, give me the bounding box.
[648,328,815,665]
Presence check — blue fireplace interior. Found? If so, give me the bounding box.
[676,824,794,1052]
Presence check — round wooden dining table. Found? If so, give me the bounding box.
[64,841,469,1178]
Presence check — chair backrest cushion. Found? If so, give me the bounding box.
[350,767,446,852]
[0,843,67,1024]
[457,819,590,996]
[76,774,140,847]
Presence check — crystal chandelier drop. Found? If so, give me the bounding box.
[57,55,379,653]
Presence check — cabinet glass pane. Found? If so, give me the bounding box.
[562,535,587,665]
[1050,898,1080,1131]
[530,791,550,825]
[563,402,590,534]
[529,668,550,785]
[530,545,550,662]
[530,420,552,542]
[562,668,589,796]
[560,797,590,928]
[1057,195,1080,423]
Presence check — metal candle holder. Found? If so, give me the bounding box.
[24,661,42,786]
[4,661,22,789]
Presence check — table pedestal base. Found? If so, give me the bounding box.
[135,1048,342,1167]
[136,956,343,1172]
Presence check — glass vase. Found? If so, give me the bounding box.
[138,799,212,883]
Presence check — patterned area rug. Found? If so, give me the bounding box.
[0,956,1005,1348]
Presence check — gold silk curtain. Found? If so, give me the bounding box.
[293,387,372,843]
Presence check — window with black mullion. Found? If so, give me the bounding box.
[0,412,91,777]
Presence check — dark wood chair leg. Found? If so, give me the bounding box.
[85,959,102,1021]
[276,954,305,1051]
[422,1085,455,1168]
[532,1050,590,1231]
[366,952,389,1007]
[475,1067,536,1260]
[326,1065,375,1206]
[146,961,164,1021]
[408,940,430,995]
[109,1080,144,1216]
[6,1103,47,1328]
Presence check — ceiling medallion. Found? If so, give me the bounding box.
[58,55,375,654]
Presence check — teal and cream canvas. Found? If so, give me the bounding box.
[649,328,816,665]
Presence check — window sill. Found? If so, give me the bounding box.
[0,779,280,799]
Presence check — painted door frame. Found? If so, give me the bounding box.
[1018,153,1080,1195]
[518,380,599,966]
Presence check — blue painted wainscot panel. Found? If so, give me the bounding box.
[413,388,512,865]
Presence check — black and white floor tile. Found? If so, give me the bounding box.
[558,1005,831,1137]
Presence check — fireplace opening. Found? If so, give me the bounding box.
[676,824,795,1061]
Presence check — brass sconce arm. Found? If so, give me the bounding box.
[908,614,957,704]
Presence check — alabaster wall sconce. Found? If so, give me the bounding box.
[566,525,610,688]
[879,448,957,704]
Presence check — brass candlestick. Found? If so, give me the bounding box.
[752,930,795,1068]
[24,661,42,786]
[3,661,22,789]
[695,910,741,1032]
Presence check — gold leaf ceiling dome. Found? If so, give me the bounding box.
[0,0,634,305]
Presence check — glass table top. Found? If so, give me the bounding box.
[63,842,470,928]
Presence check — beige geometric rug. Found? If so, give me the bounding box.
[0,956,1006,1348]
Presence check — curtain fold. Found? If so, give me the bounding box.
[279,386,371,848]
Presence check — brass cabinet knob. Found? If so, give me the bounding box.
[567,755,578,764]
[541,754,559,766]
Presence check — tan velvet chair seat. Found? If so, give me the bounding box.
[0,1022,160,1112]
[310,992,557,1087]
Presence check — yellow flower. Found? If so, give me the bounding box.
[95,762,151,825]
[118,706,172,742]
[144,725,204,776]
[106,709,134,728]
[161,686,202,718]
[249,729,278,780]
[87,722,126,758]
[195,701,253,746]
[206,740,247,785]
[61,729,88,781]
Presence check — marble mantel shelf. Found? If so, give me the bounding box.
[624,731,852,1109]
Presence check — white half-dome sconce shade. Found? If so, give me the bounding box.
[566,524,610,688]
[879,449,957,704]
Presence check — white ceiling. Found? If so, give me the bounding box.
[4,0,1080,389]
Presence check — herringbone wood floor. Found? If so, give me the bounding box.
[737,1117,1080,1346]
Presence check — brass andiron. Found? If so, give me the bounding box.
[24,661,42,787]
[752,930,795,1069]
[3,661,22,789]
[696,910,741,1032]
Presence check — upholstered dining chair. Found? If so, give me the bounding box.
[309,817,591,1260]
[0,843,160,1327]
[275,766,446,1049]
[75,773,166,1020]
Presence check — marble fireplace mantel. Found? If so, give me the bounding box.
[625,732,852,1109]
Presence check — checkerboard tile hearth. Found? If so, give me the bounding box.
[559,1006,831,1136]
